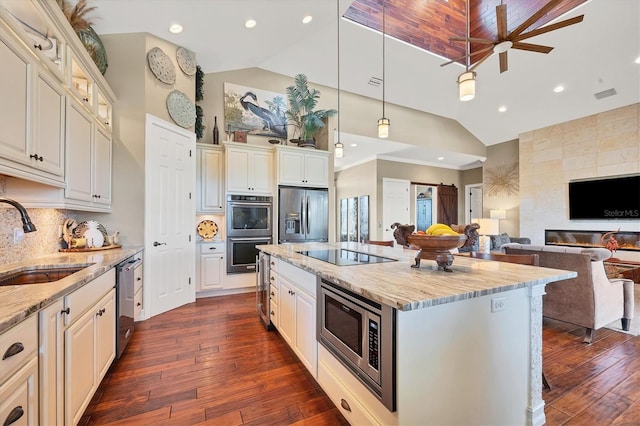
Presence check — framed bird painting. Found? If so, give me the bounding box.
[224,82,288,140]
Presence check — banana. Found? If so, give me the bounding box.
[425,223,453,235]
[432,229,460,236]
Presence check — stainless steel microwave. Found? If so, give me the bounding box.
[317,278,396,411]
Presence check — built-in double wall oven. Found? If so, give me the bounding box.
[226,195,272,274]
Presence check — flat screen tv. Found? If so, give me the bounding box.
[568,175,640,220]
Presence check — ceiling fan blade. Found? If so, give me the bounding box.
[496,4,508,40]
[512,15,584,42]
[449,37,496,44]
[499,51,508,73]
[509,0,564,39]
[511,42,554,54]
[440,45,495,67]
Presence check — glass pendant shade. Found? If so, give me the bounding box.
[334,142,344,158]
[458,71,476,101]
[377,117,390,138]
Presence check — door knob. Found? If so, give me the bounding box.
[153,241,167,247]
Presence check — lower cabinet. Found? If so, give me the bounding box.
[196,242,225,292]
[0,315,38,426]
[39,269,116,425]
[274,260,317,377]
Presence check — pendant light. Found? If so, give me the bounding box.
[335,0,344,157]
[458,0,476,101]
[377,0,389,138]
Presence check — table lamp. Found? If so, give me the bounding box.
[472,218,500,253]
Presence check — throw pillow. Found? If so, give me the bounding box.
[491,233,511,249]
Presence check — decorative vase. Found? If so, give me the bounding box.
[213,116,219,144]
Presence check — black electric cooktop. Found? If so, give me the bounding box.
[297,249,397,266]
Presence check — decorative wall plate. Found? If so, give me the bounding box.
[176,47,196,76]
[197,220,218,240]
[167,90,196,128]
[147,47,176,84]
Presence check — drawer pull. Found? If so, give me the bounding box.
[2,342,24,360]
[3,405,24,425]
[270,291,275,296]
[61,307,70,315]
[340,399,352,412]
[137,302,142,306]
[209,247,217,250]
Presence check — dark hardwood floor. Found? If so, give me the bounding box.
[82,293,640,425]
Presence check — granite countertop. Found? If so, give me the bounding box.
[260,242,577,311]
[0,247,143,333]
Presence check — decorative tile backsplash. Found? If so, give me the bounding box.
[0,208,76,266]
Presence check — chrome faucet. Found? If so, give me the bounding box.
[0,198,37,232]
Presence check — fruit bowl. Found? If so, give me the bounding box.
[406,234,467,272]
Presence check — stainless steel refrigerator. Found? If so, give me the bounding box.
[278,186,328,243]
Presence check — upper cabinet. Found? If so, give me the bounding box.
[276,145,330,188]
[0,22,65,187]
[0,0,116,210]
[225,142,273,195]
[196,144,224,214]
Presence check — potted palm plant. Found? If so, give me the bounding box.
[285,74,336,148]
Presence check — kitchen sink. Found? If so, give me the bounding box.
[0,264,93,286]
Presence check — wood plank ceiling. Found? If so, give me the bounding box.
[344,0,587,66]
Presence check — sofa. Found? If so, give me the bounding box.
[503,243,635,343]
[450,223,530,252]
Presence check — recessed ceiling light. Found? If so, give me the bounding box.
[498,106,507,112]
[350,143,358,147]
[437,156,444,161]
[169,24,183,34]
[245,19,257,29]
[553,85,565,93]
[302,15,313,24]
[635,56,640,64]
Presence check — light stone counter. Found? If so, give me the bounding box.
[0,247,143,333]
[260,242,577,311]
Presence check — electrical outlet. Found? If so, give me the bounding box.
[491,297,506,313]
[13,228,24,244]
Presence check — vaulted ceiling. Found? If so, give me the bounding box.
[91,0,639,170]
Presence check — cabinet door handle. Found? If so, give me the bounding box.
[96,308,106,317]
[340,399,352,412]
[270,291,275,296]
[61,307,70,315]
[2,342,24,360]
[137,277,142,281]
[153,241,167,246]
[3,405,24,425]
[209,247,217,250]
[136,302,142,306]
[29,153,43,161]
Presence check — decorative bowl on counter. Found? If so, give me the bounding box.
[406,234,467,272]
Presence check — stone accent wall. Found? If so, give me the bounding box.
[519,103,639,261]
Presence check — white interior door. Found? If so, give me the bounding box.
[144,114,196,317]
[466,184,483,223]
[382,178,410,240]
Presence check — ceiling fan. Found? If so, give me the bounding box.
[441,0,584,73]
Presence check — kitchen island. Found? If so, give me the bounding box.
[259,242,577,426]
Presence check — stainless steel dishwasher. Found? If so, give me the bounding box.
[116,256,142,359]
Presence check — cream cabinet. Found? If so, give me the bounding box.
[277,146,330,188]
[0,22,65,187]
[197,242,225,292]
[0,1,116,209]
[64,96,112,211]
[225,142,273,195]
[196,144,224,213]
[0,315,38,426]
[39,269,116,425]
[276,261,317,377]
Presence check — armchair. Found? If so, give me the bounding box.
[504,243,634,343]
